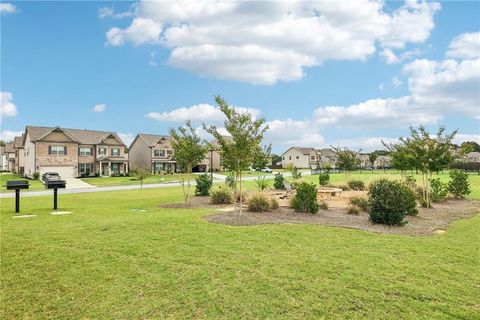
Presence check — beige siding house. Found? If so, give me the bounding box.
[4,142,16,172]
[129,134,223,173]
[281,147,337,169]
[14,135,25,174]
[23,126,128,178]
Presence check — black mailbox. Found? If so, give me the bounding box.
[6,180,30,190]
[45,180,66,189]
[5,180,30,213]
[45,179,66,210]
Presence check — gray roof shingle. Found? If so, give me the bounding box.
[26,126,126,146]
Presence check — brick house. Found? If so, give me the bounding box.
[23,126,128,178]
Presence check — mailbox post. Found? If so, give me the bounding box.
[45,180,66,210]
[6,180,30,213]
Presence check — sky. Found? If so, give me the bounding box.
[1,0,479,153]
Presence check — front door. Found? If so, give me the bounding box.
[102,163,109,176]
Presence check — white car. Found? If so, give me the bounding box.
[260,167,273,173]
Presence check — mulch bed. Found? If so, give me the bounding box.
[203,199,480,236]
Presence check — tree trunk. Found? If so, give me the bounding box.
[239,171,243,214]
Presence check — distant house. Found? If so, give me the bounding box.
[356,153,370,169]
[14,135,25,174]
[0,146,9,171]
[4,142,16,172]
[281,147,337,169]
[374,155,392,169]
[23,126,128,178]
[129,133,222,173]
[464,151,480,163]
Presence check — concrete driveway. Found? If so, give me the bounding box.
[64,178,95,189]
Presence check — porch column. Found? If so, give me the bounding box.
[109,162,112,176]
[100,162,103,176]
[125,162,128,174]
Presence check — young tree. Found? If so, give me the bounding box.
[332,147,360,175]
[382,142,414,178]
[169,120,208,202]
[368,153,378,170]
[399,126,457,207]
[251,144,272,171]
[204,96,268,213]
[135,167,151,189]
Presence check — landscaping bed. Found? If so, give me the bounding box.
[204,196,480,236]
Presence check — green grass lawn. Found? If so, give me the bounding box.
[81,173,198,187]
[1,179,479,319]
[0,173,45,192]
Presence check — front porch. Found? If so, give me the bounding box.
[152,161,178,174]
[98,157,129,176]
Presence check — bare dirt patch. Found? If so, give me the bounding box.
[204,198,480,236]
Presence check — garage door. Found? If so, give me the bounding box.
[39,166,76,179]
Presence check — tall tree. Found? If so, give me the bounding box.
[332,146,360,174]
[204,96,268,213]
[368,153,378,170]
[383,143,415,178]
[399,126,457,207]
[460,141,480,154]
[169,120,208,202]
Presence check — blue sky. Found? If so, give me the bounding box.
[1,1,479,152]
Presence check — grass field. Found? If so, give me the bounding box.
[1,172,479,319]
[81,173,197,187]
[0,173,44,192]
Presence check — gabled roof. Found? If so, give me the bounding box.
[25,126,126,146]
[282,147,315,156]
[133,133,170,148]
[14,135,24,148]
[465,151,480,159]
[4,142,15,153]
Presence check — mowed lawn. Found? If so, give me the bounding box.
[0,173,44,192]
[1,174,480,319]
[81,173,198,187]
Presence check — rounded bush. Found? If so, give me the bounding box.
[273,173,285,190]
[349,196,369,211]
[368,179,418,225]
[318,173,330,186]
[248,193,271,212]
[448,170,471,198]
[347,179,365,191]
[291,182,319,214]
[195,174,212,196]
[210,187,233,204]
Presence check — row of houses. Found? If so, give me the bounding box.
[0,125,222,179]
[280,147,392,170]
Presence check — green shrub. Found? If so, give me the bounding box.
[32,171,40,180]
[347,179,365,191]
[292,167,302,179]
[270,197,279,210]
[273,173,285,190]
[347,205,360,215]
[291,182,319,214]
[430,178,447,202]
[447,170,471,198]
[210,187,233,204]
[195,174,212,196]
[368,179,418,225]
[349,196,369,211]
[255,176,270,191]
[318,200,328,210]
[248,192,271,212]
[318,173,330,186]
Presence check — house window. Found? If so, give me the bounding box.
[289,156,291,160]
[154,149,165,157]
[98,147,106,155]
[296,156,299,159]
[79,163,93,175]
[166,150,172,155]
[282,156,285,160]
[111,163,119,173]
[49,145,66,155]
[311,156,315,160]
[111,148,120,157]
[79,147,92,156]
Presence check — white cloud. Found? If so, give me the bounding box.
[149,52,157,67]
[106,0,440,84]
[264,119,324,148]
[146,103,260,123]
[98,6,135,20]
[0,3,17,14]
[447,32,480,59]
[378,83,385,91]
[381,48,400,64]
[0,92,18,122]
[329,136,399,152]
[93,104,106,112]
[0,130,23,142]
[454,133,480,145]
[392,76,403,87]
[118,132,135,146]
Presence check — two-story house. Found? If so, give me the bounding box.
[129,133,223,174]
[14,135,25,174]
[129,134,178,174]
[23,126,128,178]
[281,147,337,169]
[4,142,16,172]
